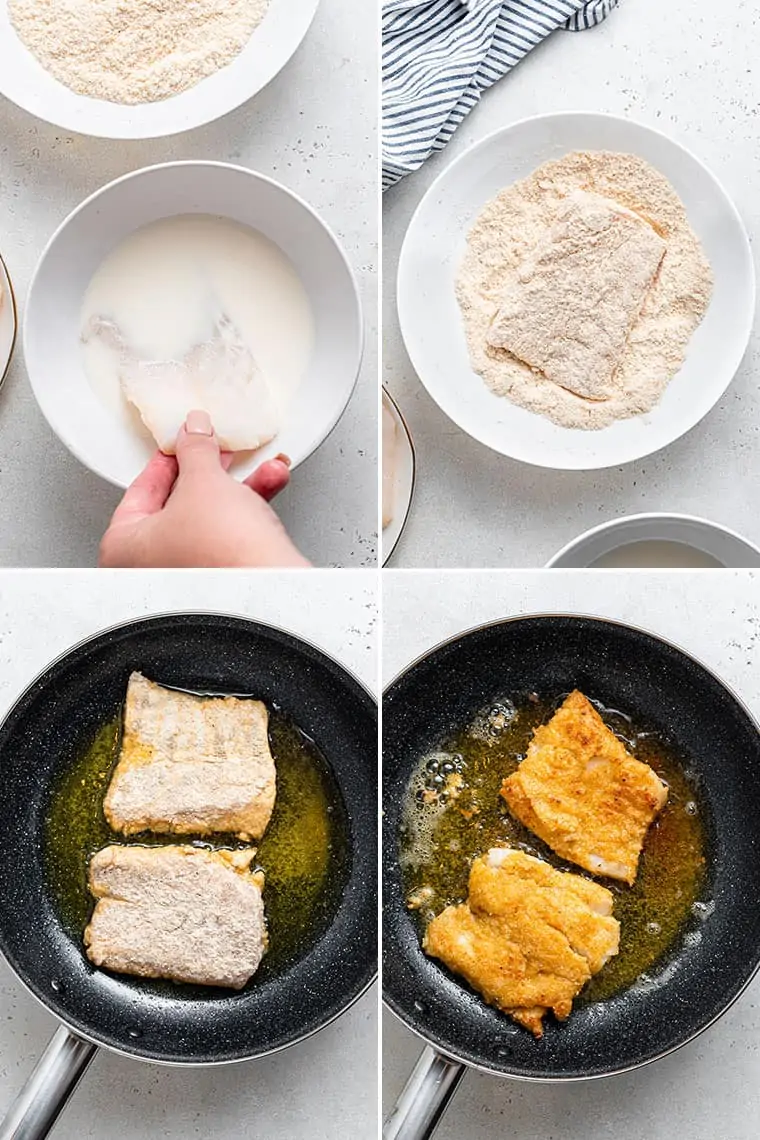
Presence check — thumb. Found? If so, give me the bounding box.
[175,410,223,478]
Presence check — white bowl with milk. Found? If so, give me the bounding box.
[546,513,760,569]
[24,161,363,489]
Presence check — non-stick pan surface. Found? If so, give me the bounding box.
[0,613,377,1065]
[383,615,760,1080]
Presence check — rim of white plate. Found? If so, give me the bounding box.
[0,254,18,393]
[382,388,416,566]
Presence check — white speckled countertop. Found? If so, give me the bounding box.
[382,568,760,1139]
[383,0,760,568]
[0,569,378,1139]
[0,0,378,568]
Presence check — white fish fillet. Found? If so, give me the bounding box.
[487,191,667,401]
[83,313,280,453]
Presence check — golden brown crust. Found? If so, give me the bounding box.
[501,691,667,884]
[424,849,619,1037]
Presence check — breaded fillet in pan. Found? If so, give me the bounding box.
[84,845,267,988]
[104,672,276,841]
[424,848,619,1036]
[501,691,668,885]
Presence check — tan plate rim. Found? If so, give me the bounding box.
[0,252,18,393]
[382,387,417,567]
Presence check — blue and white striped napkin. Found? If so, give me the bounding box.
[383,0,620,190]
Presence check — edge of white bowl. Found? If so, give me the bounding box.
[545,512,760,568]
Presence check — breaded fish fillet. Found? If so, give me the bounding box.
[501,691,668,885]
[84,844,267,988]
[487,191,666,401]
[424,848,619,1036]
[104,672,276,841]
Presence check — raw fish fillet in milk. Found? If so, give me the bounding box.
[80,215,314,453]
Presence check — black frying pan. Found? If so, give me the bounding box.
[0,613,377,1139]
[383,615,760,1138]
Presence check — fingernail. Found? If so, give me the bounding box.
[185,410,214,436]
[274,453,292,468]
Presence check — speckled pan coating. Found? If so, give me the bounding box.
[383,615,760,1080]
[0,613,377,1065]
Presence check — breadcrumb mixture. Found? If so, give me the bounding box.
[9,0,271,105]
[456,151,714,431]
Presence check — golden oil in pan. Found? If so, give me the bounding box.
[45,706,349,982]
[399,694,707,1003]
[259,714,349,972]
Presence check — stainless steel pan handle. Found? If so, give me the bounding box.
[0,1026,97,1140]
[383,1045,465,1140]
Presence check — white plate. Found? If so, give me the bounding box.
[0,0,318,139]
[24,161,363,489]
[0,254,17,391]
[382,389,416,565]
[397,112,755,471]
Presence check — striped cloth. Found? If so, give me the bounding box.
[383,0,620,189]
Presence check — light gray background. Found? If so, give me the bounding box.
[383,0,760,568]
[0,0,378,568]
[383,569,760,1139]
[0,569,378,1139]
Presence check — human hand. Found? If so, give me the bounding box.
[99,410,310,568]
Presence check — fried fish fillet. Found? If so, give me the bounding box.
[84,844,267,988]
[501,691,668,885]
[424,848,619,1036]
[104,672,276,841]
[486,191,666,401]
